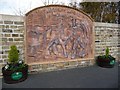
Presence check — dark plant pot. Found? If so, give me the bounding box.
[96,56,115,68]
[2,65,28,84]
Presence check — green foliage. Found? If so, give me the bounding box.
[8,63,27,71]
[8,45,19,64]
[80,2,118,23]
[105,47,109,58]
[98,55,115,60]
[4,45,28,71]
[69,2,118,23]
[98,47,115,61]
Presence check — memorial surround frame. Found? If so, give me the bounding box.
[25,5,95,71]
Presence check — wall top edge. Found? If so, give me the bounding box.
[94,22,120,28]
[25,5,94,22]
[0,14,24,17]
[0,14,24,21]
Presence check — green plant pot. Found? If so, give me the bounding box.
[2,65,28,84]
[96,56,115,68]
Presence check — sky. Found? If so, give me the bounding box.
[0,0,74,15]
[0,0,118,15]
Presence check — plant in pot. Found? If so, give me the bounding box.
[2,45,28,84]
[96,47,115,68]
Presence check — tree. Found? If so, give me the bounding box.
[69,2,118,23]
[41,0,66,6]
[118,1,120,24]
[69,1,78,8]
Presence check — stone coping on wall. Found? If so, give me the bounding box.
[94,22,120,28]
[0,14,24,22]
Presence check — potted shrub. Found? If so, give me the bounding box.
[2,45,28,84]
[96,47,115,68]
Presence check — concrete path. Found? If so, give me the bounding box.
[2,64,118,88]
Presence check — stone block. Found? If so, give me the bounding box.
[14,38,23,41]
[10,25,17,29]
[20,34,24,37]
[4,21,13,24]
[0,25,2,28]
[5,34,11,37]
[47,66,57,71]
[12,34,18,37]
[0,21,3,24]
[5,25,9,28]
[1,25,5,28]
[64,62,69,66]
[2,29,12,33]
[2,45,9,50]
[56,62,64,69]
[17,26,24,28]
[4,50,9,54]
[69,61,78,66]
[32,65,39,70]
[0,51,3,54]
[2,55,7,58]
[14,29,23,33]
[9,38,13,41]
[0,55,2,59]
[14,21,24,25]
[42,64,48,69]
[0,60,3,63]
[2,38,7,42]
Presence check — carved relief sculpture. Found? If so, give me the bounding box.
[26,5,94,64]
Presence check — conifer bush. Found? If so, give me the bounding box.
[8,45,19,64]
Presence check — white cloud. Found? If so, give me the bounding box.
[0,0,71,15]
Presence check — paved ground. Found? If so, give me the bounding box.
[2,63,118,88]
[0,79,2,90]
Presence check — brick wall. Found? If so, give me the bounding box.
[0,14,120,75]
[0,14,24,75]
[27,22,120,73]
[94,22,120,60]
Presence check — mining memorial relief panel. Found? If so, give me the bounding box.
[26,6,94,63]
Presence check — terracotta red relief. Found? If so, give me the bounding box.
[26,6,94,63]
